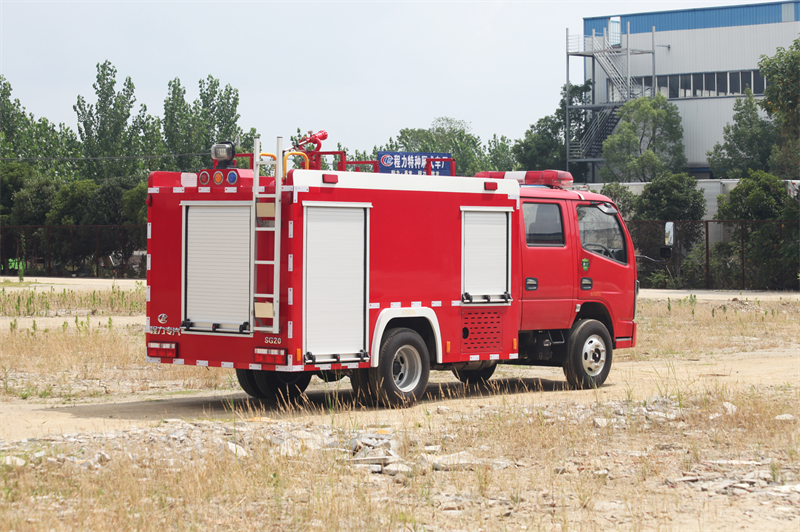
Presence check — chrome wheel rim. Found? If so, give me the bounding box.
[582,334,606,376]
[391,345,422,392]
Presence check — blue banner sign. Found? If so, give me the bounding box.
[377,151,452,175]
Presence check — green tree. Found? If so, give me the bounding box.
[74,60,160,181]
[388,117,486,176]
[759,36,800,179]
[717,170,797,221]
[633,173,706,286]
[9,175,61,226]
[0,162,33,225]
[484,134,517,172]
[513,81,592,181]
[707,88,776,179]
[714,170,799,289]
[601,94,687,182]
[45,179,99,225]
[162,76,255,172]
[122,182,148,226]
[599,182,637,220]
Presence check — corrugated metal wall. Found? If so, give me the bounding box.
[583,1,798,35]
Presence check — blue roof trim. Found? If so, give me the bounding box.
[584,1,798,35]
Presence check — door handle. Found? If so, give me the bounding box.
[525,278,538,291]
[580,277,593,290]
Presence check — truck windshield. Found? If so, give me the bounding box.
[576,205,627,264]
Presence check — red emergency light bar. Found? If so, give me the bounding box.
[474,170,574,189]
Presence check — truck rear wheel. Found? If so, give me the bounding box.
[369,328,430,407]
[236,369,270,399]
[563,319,612,389]
[452,363,497,385]
[253,371,312,402]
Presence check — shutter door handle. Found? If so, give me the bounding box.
[580,278,593,290]
[525,278,538,291]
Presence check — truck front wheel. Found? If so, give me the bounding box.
[254,371,312,402]
[369,328,430,407]
[563,319,612,389]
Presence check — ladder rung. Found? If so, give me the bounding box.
[255,260,276,265]
[255,227,276,232]
[252,326,278,333]
[256,193,278,198]
[254,293,275,298]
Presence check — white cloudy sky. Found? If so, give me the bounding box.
[0,0,763,153]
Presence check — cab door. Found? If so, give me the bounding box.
[520,201,576,330]
[574,203,636,337]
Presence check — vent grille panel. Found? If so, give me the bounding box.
[462,310,503,352]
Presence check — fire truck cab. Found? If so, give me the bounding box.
[145,138,638,406]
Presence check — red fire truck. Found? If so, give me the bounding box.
[145,136,642,406]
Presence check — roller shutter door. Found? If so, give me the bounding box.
[304,206,366,355]
[462,210,510,300]
[185,205,251,332]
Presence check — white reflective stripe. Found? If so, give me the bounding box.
[173,359,184,365]
[145,356,160,363]
[369,303,380,309]
[490,354,500,360]
[197,360,208,366]
[469,354,480,361]
[431,301,441,307]
[147,187,159,193]
[173,187,184,193]
[509,353,519,359]
[146,285,150,302]
[249,363,262,370]
[221,361,234,368]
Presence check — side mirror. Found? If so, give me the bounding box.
[664,222,674,246]
[659,246,673,260]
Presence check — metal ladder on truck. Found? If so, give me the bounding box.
[250,137,283,334]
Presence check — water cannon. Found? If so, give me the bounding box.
[294,130,328,152]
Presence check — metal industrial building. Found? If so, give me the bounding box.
[567,1,800,181]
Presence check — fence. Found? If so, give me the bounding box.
[1,221,798,289]
[0,225,147,279]
[628,220,799,291]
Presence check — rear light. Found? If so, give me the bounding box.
[147,342,178,358]
[254,348,287,365]
[199,171,210,185]
[213,171,224,185]
[227,171,238,185]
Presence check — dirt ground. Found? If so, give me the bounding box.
[0,284,797,440]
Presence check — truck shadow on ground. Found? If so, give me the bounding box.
[46,376,603,425]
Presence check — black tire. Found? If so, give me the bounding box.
[452,363,497,385]
[563,319,613,389]
[349,369,373,403]
[253,371,313,402]
[368,328,430,407]
[236,369,270,399]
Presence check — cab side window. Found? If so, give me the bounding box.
[523,203,564,246]
[576,205,627,263]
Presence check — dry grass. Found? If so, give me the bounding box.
[1,292,799,530]
[1,387,798,531]
[626,296,800,360]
